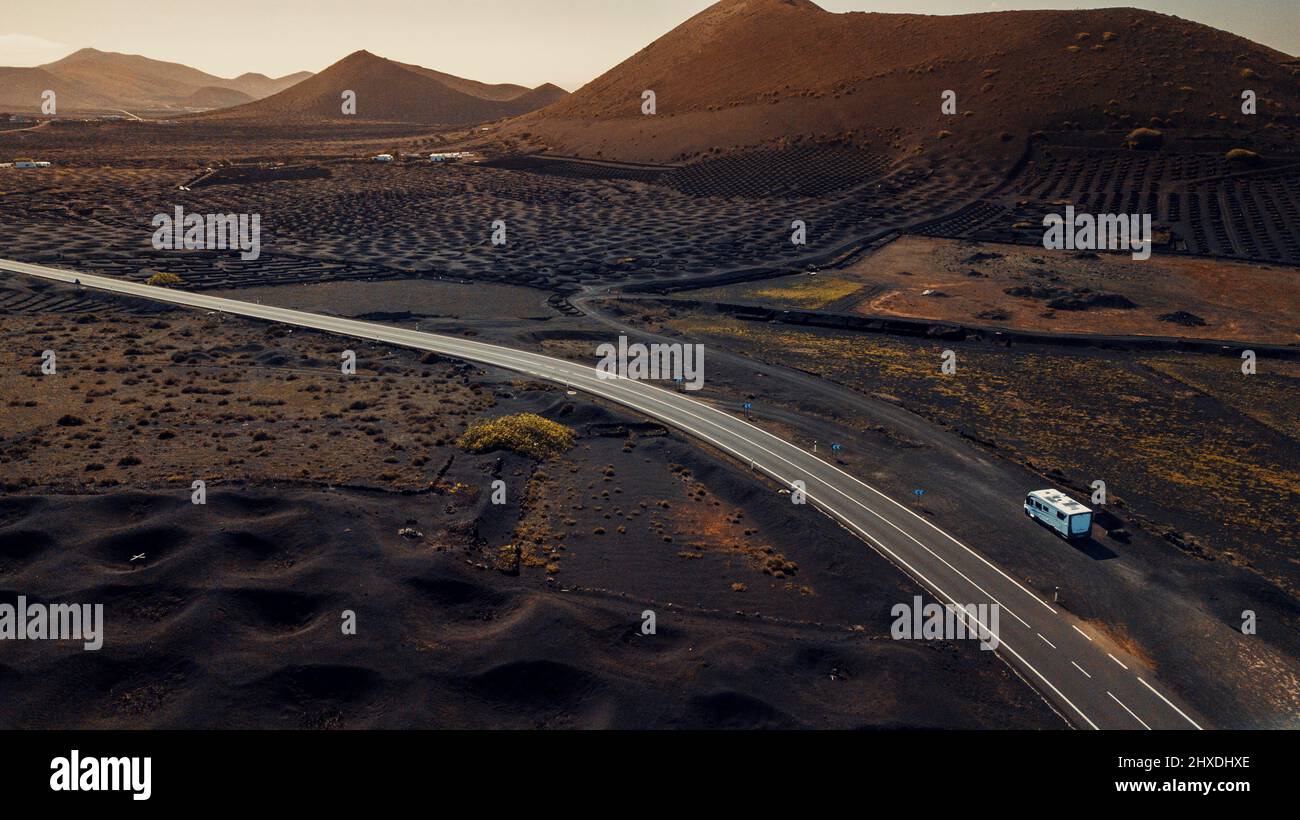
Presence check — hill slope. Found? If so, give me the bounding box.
[197,50,568,125]
[505,0,1300,163]
[0,66,114,112]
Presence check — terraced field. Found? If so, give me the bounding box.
[912,140,1300,266]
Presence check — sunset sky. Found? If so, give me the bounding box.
[2,0,1296,89]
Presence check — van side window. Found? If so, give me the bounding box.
[1056,511,1066,520]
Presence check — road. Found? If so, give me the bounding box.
[1,258,1208,730]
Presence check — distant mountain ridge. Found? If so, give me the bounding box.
[0,47,312,113]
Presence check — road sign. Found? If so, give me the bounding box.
[831,443,842,452]
[913,489,926,497]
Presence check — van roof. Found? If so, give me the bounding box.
[1029,489,1092,514]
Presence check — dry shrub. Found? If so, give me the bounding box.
[1125,127,1163,150]
[147,272,182,287]
[457,413,576,459]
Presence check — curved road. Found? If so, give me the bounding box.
[1,258,1207,730]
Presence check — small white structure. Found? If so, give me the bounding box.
[1024,489,1092,540]
[429,151,474,163]
[372,154,394,163]
[14,160,51,169]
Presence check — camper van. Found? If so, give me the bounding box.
[1024,489,1092,540]
[372,154,394,163]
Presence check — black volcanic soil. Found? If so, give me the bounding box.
[0,285,1056,729]
[585,299,1300,727]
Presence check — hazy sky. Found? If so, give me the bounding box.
[2,0,1296,89]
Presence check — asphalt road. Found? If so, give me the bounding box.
[1,258,1209,730]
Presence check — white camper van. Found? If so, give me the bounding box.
[1024,489,1092,540]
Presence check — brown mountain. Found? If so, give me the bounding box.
[0,48,312,113]
[197,50,569,125]
[505,0,1300,163]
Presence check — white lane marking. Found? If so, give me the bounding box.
[687,370,1062,614]
[631,379,1060,616]
[1038,633,1057,649]
[1072,625,1093,641]
[1138,677,1203,730]
[1071,661,1091,679]
[4,262,1107,727]
[1108,691,1151,730]
[546,368,1040,631]
[1107,653,1129,670]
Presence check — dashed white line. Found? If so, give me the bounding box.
[1139,677,1204,730]
[1107,653,1129,670]
[1038,633,1057,650]
[1071,660,1092,679]
[1071,625,1093,641]
[1108,691,1151,730]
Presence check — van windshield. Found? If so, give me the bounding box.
[1070,513,1092,534]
